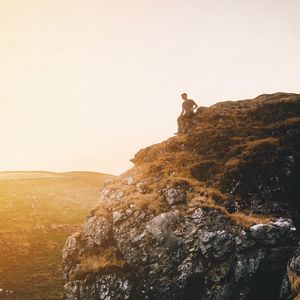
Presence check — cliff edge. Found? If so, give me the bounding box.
[62,92,300,300]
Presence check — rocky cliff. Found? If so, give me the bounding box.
[62,92,300,300]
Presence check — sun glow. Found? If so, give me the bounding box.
[0,0,299,174]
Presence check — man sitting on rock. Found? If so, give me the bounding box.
[177,93,198,134]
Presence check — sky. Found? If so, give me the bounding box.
[0,0,299,175]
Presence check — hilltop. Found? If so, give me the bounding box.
[62,93,300,300]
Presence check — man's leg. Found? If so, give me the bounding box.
[177,116,183,134]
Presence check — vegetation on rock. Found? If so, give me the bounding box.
[62,93,300,300]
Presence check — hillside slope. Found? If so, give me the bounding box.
[0,171,107,300]
[62,93,300,300]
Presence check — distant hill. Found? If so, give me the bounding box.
[0,171,109,300]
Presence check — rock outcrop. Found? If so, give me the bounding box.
[62,93,300,300]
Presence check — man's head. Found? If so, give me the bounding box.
[181,93,188,100]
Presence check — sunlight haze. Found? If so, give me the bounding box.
[0,0,299,174]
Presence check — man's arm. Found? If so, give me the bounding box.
[180,108,184,117]
[192,100,198,110]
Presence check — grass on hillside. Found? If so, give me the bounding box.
[0,171,107,300]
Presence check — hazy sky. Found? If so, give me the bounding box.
[0,0,299,175]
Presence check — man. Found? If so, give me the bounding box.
[177,93,198,134]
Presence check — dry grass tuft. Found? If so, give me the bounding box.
[71,247,126,280]
[224,157,240,169]
[279,117,300,128]
[242,137,279,156]
[188,188,272,228]
[288,265,300,298]
[228,211,271,227]
[80,247,125,271]
[114,192,169,215]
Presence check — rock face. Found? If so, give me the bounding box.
[62,93,300,300]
